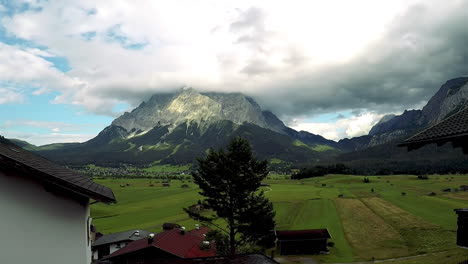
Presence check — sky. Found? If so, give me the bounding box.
[1,0,468,145]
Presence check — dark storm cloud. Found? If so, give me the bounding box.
[255,2,468,118]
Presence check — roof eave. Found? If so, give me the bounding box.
[0,154,116,203]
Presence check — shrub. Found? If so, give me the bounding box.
[363,177,370,183]
[327,241,335,247]
[417,175,429,180]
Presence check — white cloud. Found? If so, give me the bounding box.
[1,0,468,141]
[0,0,423,115]
[0,88,24,104]
[291,112,387,141]
[0,119,101,132]
[0,130,95,145]
[0,42,83,95]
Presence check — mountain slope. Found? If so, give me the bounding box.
[339,76,468,150]
[35,89,337,166]
[335,76,468,173]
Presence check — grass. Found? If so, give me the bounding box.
[91,174,468,263]
[292,140,335,152]
[312,144,335,152]
[335,198,408,260]
[141,163,191,173]
[270,158,284,164]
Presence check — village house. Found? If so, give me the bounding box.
[276,229,331,255]
[399,107,468,249]
[92,229,151,261]
[114,254,279,264]
[102,226,216,264]
[0,139,116,264]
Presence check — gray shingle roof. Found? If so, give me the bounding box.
[0,139,116,203]
[399,107,468,154]
[93,229,151,247]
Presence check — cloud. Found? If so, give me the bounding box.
[291,112,387,141]
[0,119,103,145]
[0,88,24,104]
[0,0,468,136]
[0,42,83,95]
[0,130,95,145]
[0,119,101,133]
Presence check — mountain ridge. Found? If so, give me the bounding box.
[29,88,338,166]
[339,76,468,150]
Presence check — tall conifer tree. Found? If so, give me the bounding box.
[185,137,276,255]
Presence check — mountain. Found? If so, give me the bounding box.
[335,76,468,174]
[338,77,468,150]
[34,88,338,166]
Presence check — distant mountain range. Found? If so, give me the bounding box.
[20,88,340,166]
[7,77,468,171]
[340,77,468,150]
[335,77,468,174]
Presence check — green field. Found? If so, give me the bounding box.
[91,174,468,263]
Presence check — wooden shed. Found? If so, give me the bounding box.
[276,229,331,255]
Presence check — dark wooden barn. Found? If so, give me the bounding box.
[276,229,331,255]
[399,107,468,248]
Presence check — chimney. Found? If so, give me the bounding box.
[180,227,186,235]
[147,233,155,244]
[455,209,468,247]
[195,224,200,230]
[202,241,210,249]
[135,230,140,237]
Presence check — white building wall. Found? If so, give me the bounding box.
[109,243,120,254]
[0,170,91,264]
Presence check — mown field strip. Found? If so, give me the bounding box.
[382,195,464,229]
[360,197,456,255]
[335,198,408,260]
[361,197,436,229]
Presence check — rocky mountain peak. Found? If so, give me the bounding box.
[421,77,468,124]
[345,76,468,150]
[111,88,287,136]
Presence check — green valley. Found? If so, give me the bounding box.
[91,174,468,263]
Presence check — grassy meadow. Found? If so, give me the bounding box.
[91,174,468,263]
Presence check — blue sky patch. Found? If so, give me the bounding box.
[43,56,72,72]
[0,92,113,136]
[306,110,353,123]
[105,24,148,50]
[81,31,97,41]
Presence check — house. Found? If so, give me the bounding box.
[398,107,468,248]
[110,254,279,264]
[92,229,151,261]
[0,138,116,264]
[102,227,216,264]
[398,107,468,153]
[163,223,181,230]
[276,229,331,255]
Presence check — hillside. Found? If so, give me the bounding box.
[32,89,338,166]
[335,77,468,174]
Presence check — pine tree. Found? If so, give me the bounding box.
[185,137,276,255]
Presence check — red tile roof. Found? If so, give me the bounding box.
[276,229,331,240]
[104,227,216,260]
